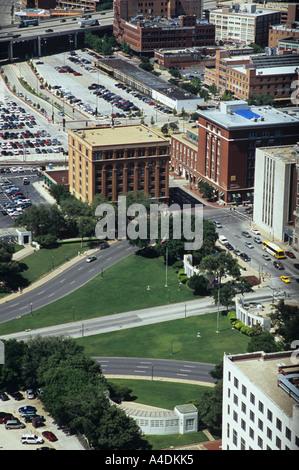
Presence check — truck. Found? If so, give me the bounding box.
[78,19,99,27]
[18,19,39,28]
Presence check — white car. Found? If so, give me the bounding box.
[250,228,260,235]
[86,256,97,263]
[21,434,44,445]
[26,389,35,399]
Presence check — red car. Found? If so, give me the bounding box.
[73,71,82,76]
[0,414,14,423]
[285,251,296,259]
[42,431,57,442]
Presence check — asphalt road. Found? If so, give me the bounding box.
[0,239,137,324]
[95,357,217,385]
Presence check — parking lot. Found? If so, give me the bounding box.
[0,169,51,230]
[0,392,84,450]
[32,50,175,124]
[0,95,67,162]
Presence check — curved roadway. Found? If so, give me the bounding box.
[0,239,137,324]
[95,356,217,385]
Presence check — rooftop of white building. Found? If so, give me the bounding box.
[197,101,299,129]
[226,351,299,418]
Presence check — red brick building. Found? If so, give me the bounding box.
[204,49,299,103]
[170,102,299,203]
[68,124,170,203]
[114,15,215,54]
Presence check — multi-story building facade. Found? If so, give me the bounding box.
[170,127,199,184]
[154,44,253,69]
[170,101,299,204]
[268,21,299,48]
[222,351,299,450]
[68,124,170,203]
[253,145,298,244]
[209,3,281,46]
[195,102,299,204]
[113,0,203,39]
[114,15,215,54]
[292,145,299,252]
[204,50,299,103]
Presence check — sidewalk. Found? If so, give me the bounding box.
[1,244,103,305]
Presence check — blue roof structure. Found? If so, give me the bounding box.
[234,109,261,120]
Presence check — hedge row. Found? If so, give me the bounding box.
[177,268,188,284]
[228,310,254,337]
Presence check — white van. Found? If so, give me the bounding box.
[219,235,229,246]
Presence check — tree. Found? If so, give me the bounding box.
[15,204,64,245]
[247,332,283,353]
[221,91,233,101]
[198,181,214,199]
[169,121,179,132]
[187,274,209,295]
[194,380,223,435]
[209,83,217,96]
[200,251,240,285]
[0,242,28,292]
[211,281,236,312]
[269,300,299,349]
[161,123,169,135]
[248,93,274,106]
[120,41,131,55]
[49,184,71,204]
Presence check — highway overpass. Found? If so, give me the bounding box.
[0,10,113,62]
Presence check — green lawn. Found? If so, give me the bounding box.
[109,379,210,410]
[0,253,196,335]
[20,241,94,284]
[77,311,249,364]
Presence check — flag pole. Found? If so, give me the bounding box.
[165,243,168,287]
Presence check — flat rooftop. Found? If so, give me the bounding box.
[70,124,169,148]
[210,6,280,17]
[98,58,200,101]
[197,101,299,129]
[228,352,299,418]
[230,64,299,75]
[257,145,299,163]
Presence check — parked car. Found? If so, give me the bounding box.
[18,406,36,414]
[42,431,58,442]
[21,433,44,445]
[5,419,26,429]
[26,389,35,399]
[233,249,241,256]
[240,253,250,262]
[0,391,9,401]
[10,391,23,401]
[250,228,260,235]
[0,413,14,423]
[285,251,295,259]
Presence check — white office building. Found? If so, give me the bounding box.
[209,3,280,46]
[253,145,298,244]
[222,351,299,450]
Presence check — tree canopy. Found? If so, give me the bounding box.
[0,336,150,450]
